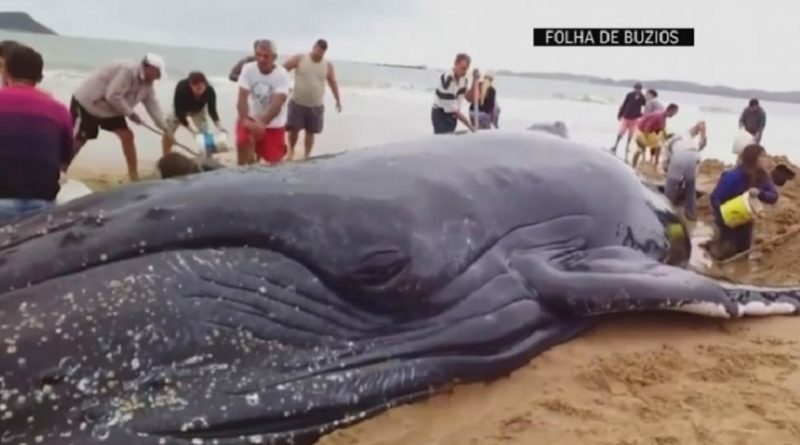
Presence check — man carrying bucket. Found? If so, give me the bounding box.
[708,144,778,260]
[162,71,224,156]
[631,103,679,168]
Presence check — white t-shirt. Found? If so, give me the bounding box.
[237,62,291,128]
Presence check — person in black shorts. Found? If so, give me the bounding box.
[70,97,129,141]
[69,54,171,181]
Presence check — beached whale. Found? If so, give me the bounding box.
[1,131,799,445]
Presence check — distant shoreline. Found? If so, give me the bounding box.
[0,12,56,35]
[495,71,800,105]
[2,12,800,105]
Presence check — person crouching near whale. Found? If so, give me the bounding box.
[235,39,290,165]
[662,121,707,221]
[708,144,778,260]
[632,103,679,169]
[431,53,476,134]
[162,71,224,156]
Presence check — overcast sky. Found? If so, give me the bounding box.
[1,0,795,90]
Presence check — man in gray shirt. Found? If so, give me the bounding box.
[69,53,171,181]
[739,98,766,143]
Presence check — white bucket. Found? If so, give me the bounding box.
[195,131,230,155]
[732,129,755,155]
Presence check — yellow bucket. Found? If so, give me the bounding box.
[720,192,754,228]
[636,131,662,148]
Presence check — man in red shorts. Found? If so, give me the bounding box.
[236,39,290,165]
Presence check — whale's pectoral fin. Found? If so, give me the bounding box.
[510,245,800,318]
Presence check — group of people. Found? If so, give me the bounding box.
[0,38,343,225]
[431,53,500,134]
[0,35,789,262]
[226,39,342,166]
[612,82,679,168]
[611,81,784,261]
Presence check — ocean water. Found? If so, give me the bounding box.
[3,29,799,174]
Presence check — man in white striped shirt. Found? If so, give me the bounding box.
[431,53,476,134]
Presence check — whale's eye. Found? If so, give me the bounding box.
[350,249,408,287]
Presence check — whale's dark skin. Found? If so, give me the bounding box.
[1,131,799,445]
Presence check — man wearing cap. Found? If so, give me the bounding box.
[69,53,171,181]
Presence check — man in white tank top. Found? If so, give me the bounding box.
[283,39,342,161]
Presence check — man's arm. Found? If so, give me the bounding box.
[173,83,192,130]
[236,63,252,121]
[258,72,290,126]
[237,87,250,122]
[283,54,302,72]
[618,93,631,120]
[466,75,479,104]
[258,93,288,126]
[228,58,249,82]
[143,89,168,132]
[758,178,779,205]
[454,110,475,132]
[104,68,136,117]
[327,62,342,110]
[207,87,221,127]
[59,109,75,171]
[738,109,746,128]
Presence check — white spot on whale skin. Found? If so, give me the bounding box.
[668,302,730,318]
[245,393,260,406]
[740,301,797,316]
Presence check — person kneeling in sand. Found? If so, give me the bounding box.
[707,144,778,260]
[662,121,707,221]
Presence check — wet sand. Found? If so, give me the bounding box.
[67,153,800,445]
